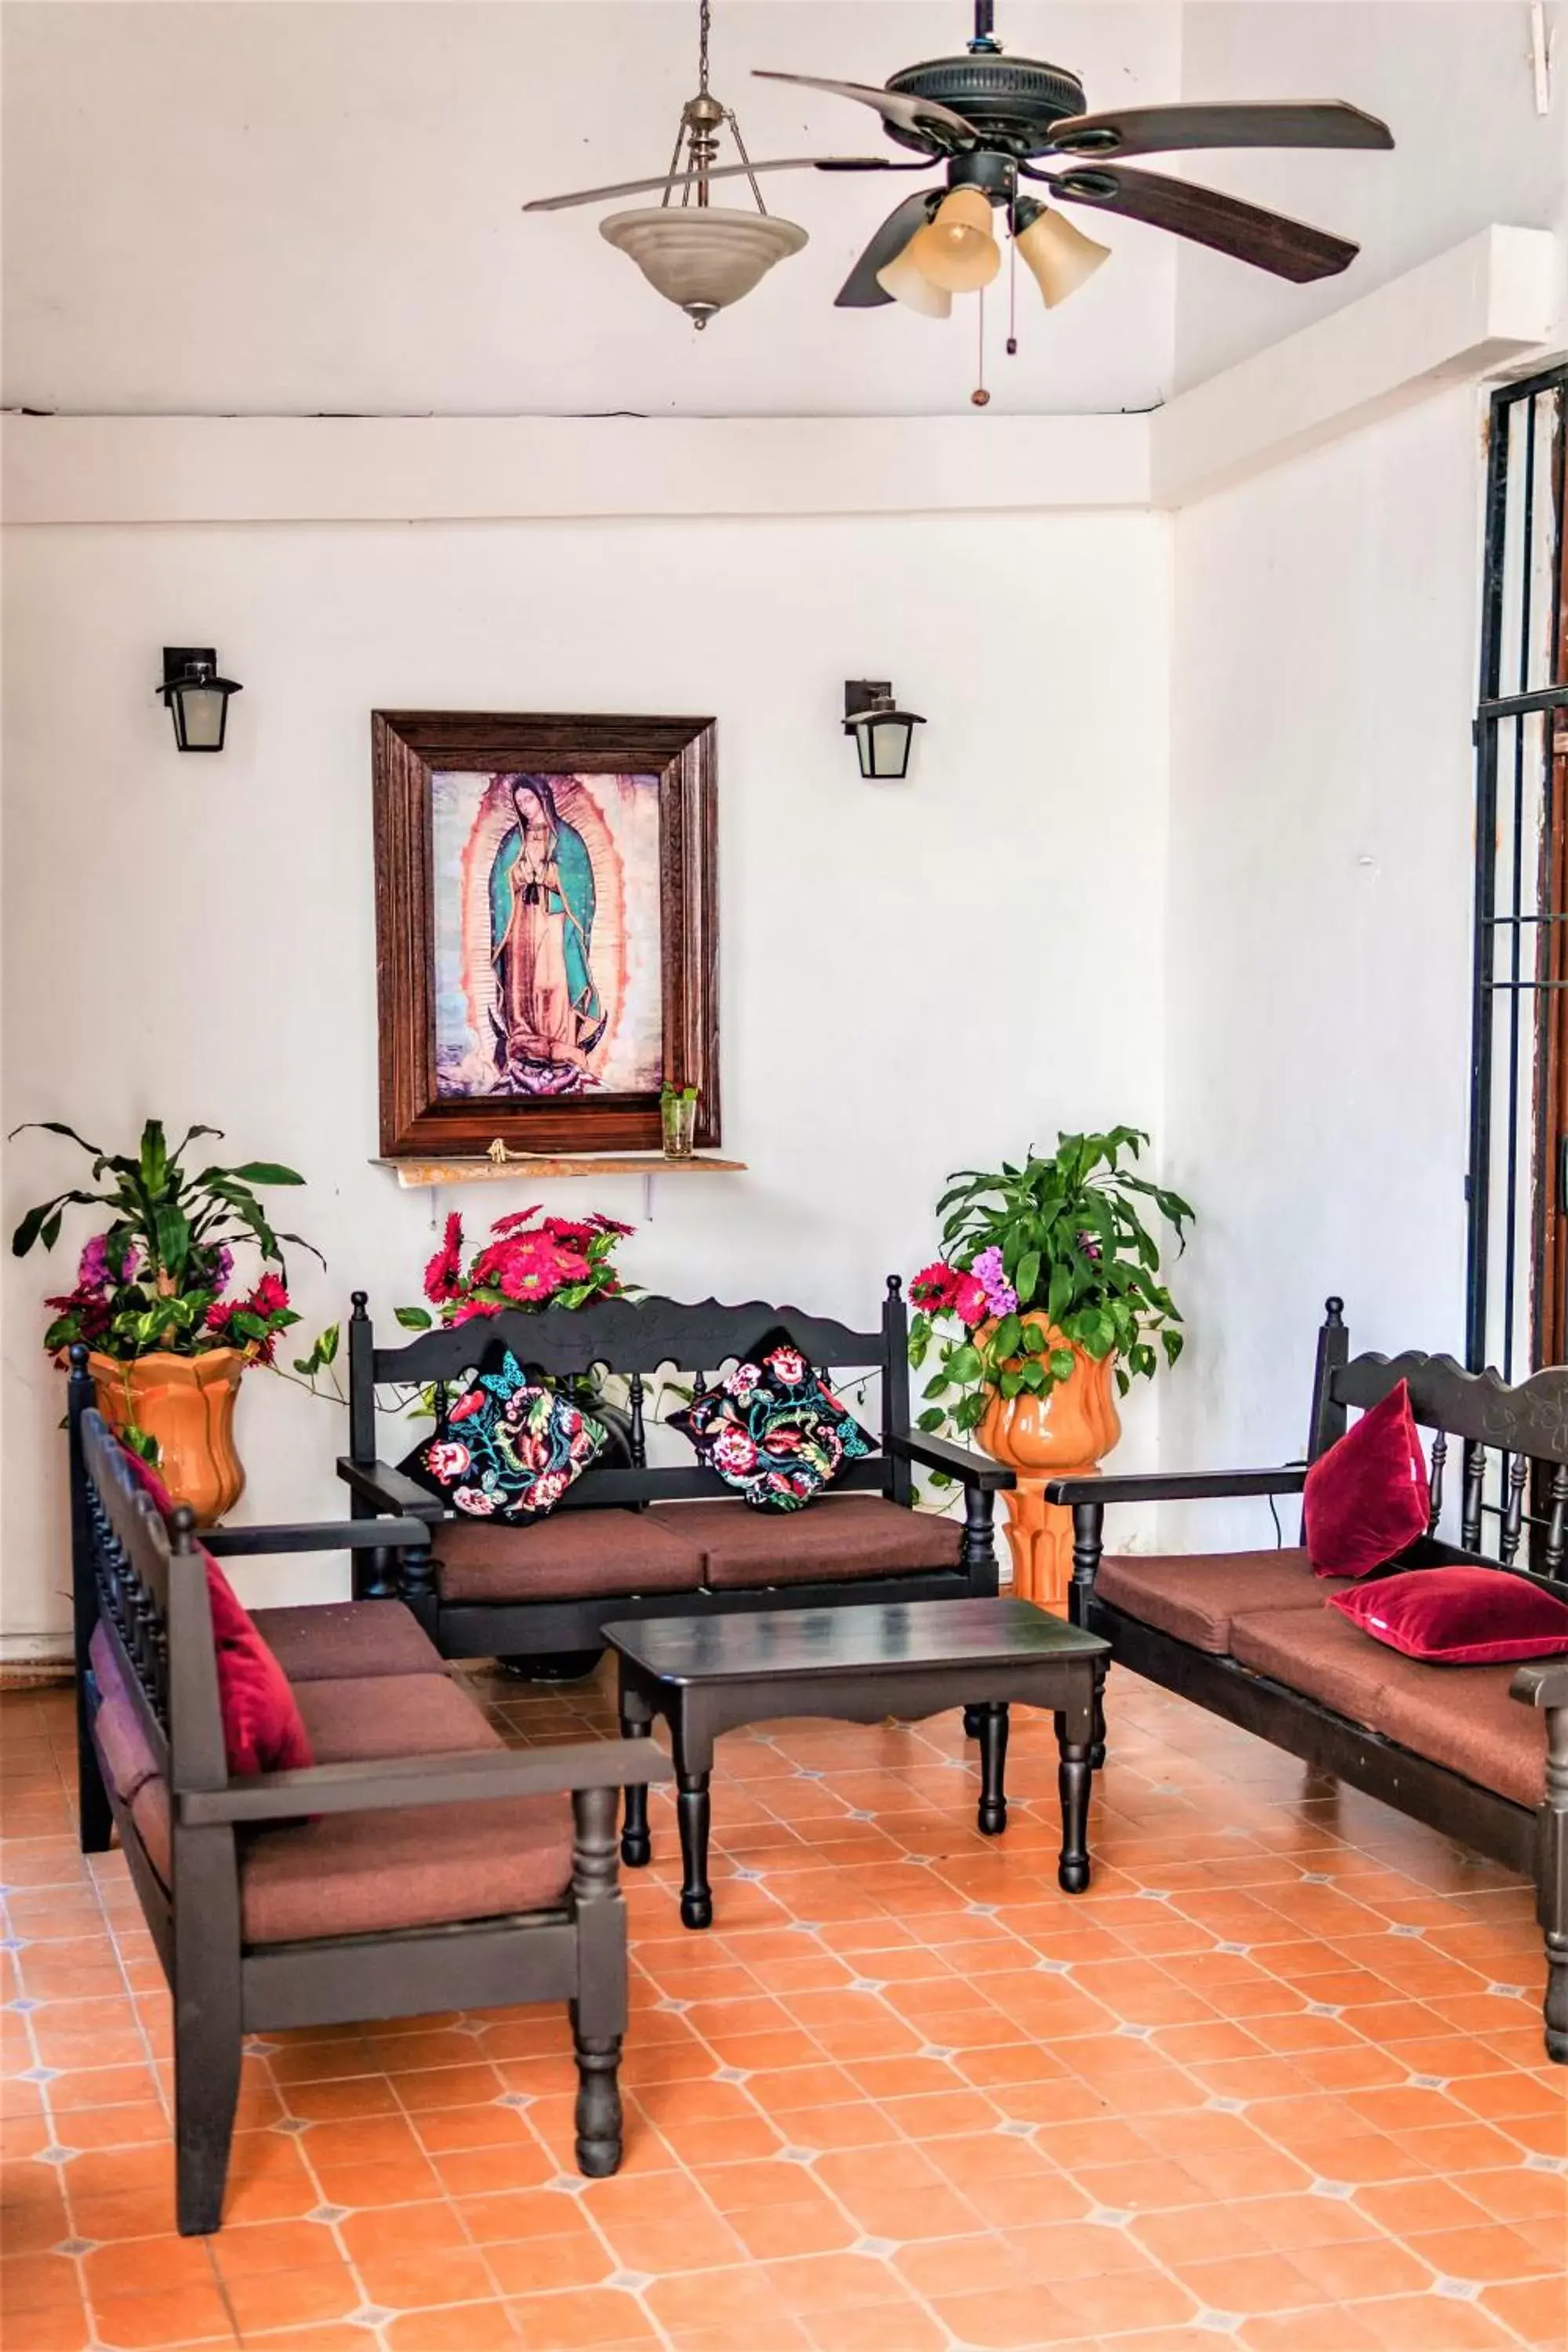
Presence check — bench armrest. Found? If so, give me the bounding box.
[178,1736,671,1825]
[1511,1661,1568,1709]
[886,1432,1014,1493]
[204,1516,434,1559]
[336,1456,445,1522]
[1044,1466,1308,1507]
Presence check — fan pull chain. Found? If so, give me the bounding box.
[971,286,989,407]
[1007,194,1019,355]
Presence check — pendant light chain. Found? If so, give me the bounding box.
[699,0,711,96]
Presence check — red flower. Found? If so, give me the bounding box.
[542,1216,597,1249]
[490,1207,543,1236]
[249,1272,289,1319]
[423,1211,465,1304]
[588,1214,636,1238]
[449,1299,499,1327]
[910,1261,962,1312]
[205,1298,240,1338]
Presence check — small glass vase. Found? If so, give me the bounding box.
[661,1091,697,1160]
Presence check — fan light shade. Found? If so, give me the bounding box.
[875,235,953,318]
[908,185,1000,293]
[1014,202,1111,308]
[600,207,807,326]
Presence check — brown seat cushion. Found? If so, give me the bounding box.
[1096,1548,1349,1653]
[251,1600,444,1683]
[1230,1602,1400,1722]
[655,1496,964,1591]
[240,1794,573,1945]
[1367,1657,1544,1809]
[294,1672,502,1765]
[1230,1602,1544,1809]
[434,1508,705,1605]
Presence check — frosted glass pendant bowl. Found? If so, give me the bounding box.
[601,208,808,327]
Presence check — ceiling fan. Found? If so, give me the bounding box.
[525,0,1393,339]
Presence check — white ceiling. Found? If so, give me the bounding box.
[1,2,1559,422]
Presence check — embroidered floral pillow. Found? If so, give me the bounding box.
[670,1341,875,1512]
[400,1348,607,1524]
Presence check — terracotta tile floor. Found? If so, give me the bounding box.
[2,1664,1566,2352]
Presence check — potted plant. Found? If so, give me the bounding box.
[12,1119,315,1523]
[909,1127,1193,1610]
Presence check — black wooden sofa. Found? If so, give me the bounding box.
[336,1279,1012,1667]
[67,1351,670,2234]
[1048,1300,1568,2064]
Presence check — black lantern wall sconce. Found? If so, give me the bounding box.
[159,648,242,752]
[844,680,925,781]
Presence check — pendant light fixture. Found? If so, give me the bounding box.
[599,1,807,328]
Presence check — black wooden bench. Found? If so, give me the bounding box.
[1048,1300,1568,2064]
[68,1353,669,2233]
[336,1279,1013,1668]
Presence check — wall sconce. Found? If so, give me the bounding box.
[158,647,242,753]
[844,681,925,781]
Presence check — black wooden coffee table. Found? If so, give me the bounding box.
[605,1596,1110,1929]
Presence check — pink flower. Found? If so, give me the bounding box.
[767,1346,806,1386]
[953,1276,989,1328]
[452,1486,498,1517]
[713,1426,759,1476]
[426,1439,470,1481]
[78,1235,113,1295]
[423,1211,465,1304]
[724,1361,762,1402]
[528,1469,568,1512]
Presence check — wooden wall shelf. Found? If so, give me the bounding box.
[373,1154,747,1192]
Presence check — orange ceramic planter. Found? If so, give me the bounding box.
[88,1348,246,1525]
[978,1318,1120,1613]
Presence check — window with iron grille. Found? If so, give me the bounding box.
[1465,366,1568,1396]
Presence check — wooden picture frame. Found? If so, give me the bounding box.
[372,710,718,1158]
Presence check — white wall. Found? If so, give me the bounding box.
[1,504,1171,1652]
[1160,383,1483,1547]
[1174,2,1568,390]
[0,0,1181,420]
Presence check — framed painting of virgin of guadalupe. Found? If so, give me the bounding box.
[371,711,718,1157]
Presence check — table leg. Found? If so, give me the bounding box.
[976,1703,1009,1836]
[618,1673,653,1870]
[676,1776,713,1930]
[673,1705,716,1932]
[1057,1718,1092,1894]
[962,1706,985,1740]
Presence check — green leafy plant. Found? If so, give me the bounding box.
[909,1127,1194,1443]
[11,1118,318,1363]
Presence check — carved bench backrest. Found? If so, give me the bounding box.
[76,1406,230,1795]
[1333,1350,1568,1580]
[79,1411,175,1762]
[348,1283,913,1508]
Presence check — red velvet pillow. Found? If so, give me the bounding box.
[1304,1379,1430,1578]
[118,1443,313,1777]
[1328,1565,1568,1664]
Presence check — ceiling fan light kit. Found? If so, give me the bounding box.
[908,185,1002,292]
[527,0,1393,372]
[1011,198,1112,308]
[875,239,953,318]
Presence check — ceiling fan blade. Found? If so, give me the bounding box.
[1036,163,1358,281]
[834,190,941,307]
[1048,100,1392,160]
[753,70,971,140]
[524,155,906,212]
